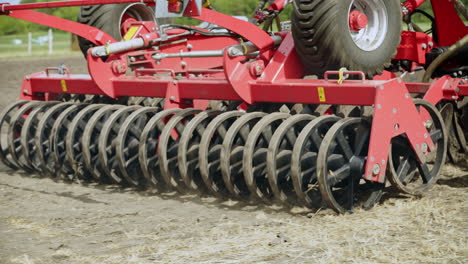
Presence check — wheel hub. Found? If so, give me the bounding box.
[349,156,366,177]
[349,11,368,31]
[348,0,388,51]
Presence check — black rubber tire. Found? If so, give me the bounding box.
[77,3,156,56]
[291,0,402,77]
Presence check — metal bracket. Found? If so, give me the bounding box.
[155,0,202,18]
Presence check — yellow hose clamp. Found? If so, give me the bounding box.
[105,42,111,55]
[239,38,248,55]
[337,67,348,85]
[203,0,212,8]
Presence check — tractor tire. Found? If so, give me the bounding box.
[291,0,402,78]
[77,3,156,56]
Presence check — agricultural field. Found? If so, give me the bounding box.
[0,31,80,58]
[0,56,466,264]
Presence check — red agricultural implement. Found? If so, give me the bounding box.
[0,0,466,213]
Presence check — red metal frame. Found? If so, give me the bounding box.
[430,0,468,47]
[2,0,468,183]
[0,0,155,11]
[396,0,468,66]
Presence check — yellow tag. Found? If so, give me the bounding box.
[318,87,326,102]
[203,0,212,8]
[60,80,68,92]
[337,67,347,85]
[123,26,139,41]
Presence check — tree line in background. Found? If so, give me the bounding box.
[0,0,79,35]
[0,0,436,36]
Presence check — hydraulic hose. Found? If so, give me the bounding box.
[454,0,468,21]
[422,35,468,83]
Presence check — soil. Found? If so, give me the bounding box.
[0,55,467,264]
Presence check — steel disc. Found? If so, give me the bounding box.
[159,108,201,192]
[115,107,160,187]
[7,101,46,172]
[34,102,74,174]
[317,118,385,213]
[0,100,29,169]
[266,114,316,205]
[98,105,141,185]
[127,97,165,108]
[82,105,124,182]
[335,105,363,118]
[65,104,104,181]
[387,99,448,196]
[50,104,89,179]
[290,115,341,208]
[220,112,267,199]
[243,112,290,203]
[178,110,223,193]
[138,108,181,189]
[21,102,60,172]
[447,105,467,165]
[195,111,242,197]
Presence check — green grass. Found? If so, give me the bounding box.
[0,31,78,57]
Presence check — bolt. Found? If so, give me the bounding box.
[130,57,136,62]
[402,6,409,15]
[394,123,399,130]
[428,41,434,48]
[424,120,433,128]
[421,142,428,153]
[405,93,410,99]
[187,44,193,50]
[377,104,382,109]
[422,43,427,50]
[181,61,187,68]
[23,89,28,94]
[452,95,457,100]
[372,164,381,175]
[370,156,375,162]
[25,76,30,80]
[381,159,386,165]
[170,96,176,101]
[393,108,397,114]
[424,133,428,138]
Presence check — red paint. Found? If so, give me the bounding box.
[0,0,155,12]
[3,0,467,184]
[394,31,435,65]
[349,11,368,31]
